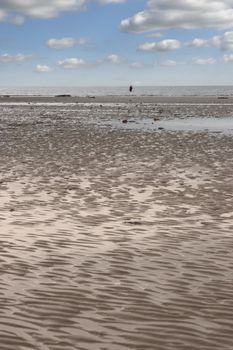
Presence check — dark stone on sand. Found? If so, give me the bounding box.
[55,94,72,98]
[67,186,77,191]
[158,127,164,130]
[153,117,160,121]
[122,119,128,123]
[124,219,143,225]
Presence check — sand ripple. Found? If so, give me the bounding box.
[0,103,233,349]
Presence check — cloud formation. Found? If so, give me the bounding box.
[192,57,216,65]
[0,0,125,22]
[58,58,87,69]
[98,54,123,64]
[159,59,177,66]
[47,37,87,49]
[121,0,233,33]
[190,31,233,51]
[223,54,233,62]
[35,64,51,72]
[106,54,123,64]
[0,0,86,20]
[0,53,33,62]
[139,39,181,51]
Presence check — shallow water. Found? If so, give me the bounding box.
[159,117,233,133]
[0,103,233,350]
[1,85,233,96]
[98,117,233,134]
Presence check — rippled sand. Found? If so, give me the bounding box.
[1,98,233,350]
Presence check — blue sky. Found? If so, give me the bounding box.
[1,0,233,86]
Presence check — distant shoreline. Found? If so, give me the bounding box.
[0,86,233,100]
[1,95,233,104]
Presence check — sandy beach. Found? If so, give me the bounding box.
[0,95,233,350]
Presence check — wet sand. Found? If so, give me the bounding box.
[0,96,233,349]
[0,94,233,104]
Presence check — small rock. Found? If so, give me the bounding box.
[55,94,72,98]
[122,119,128,123]
[125,220,143,225]
[68,186,77,191]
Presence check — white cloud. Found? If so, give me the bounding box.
[221,31,233,50]
[47,37,87,49]
[189,38,212,48]
[105,54,123,64]
[192,57,216,65]
[139,39,181,51]
[97,54,124,65]
[0,53,33,62]
[223,54,233,62]
[0,0,125,22]
[0,1,87,20]
[159,59,177,66]
[189,35,222,48]
[58,58,87,69]
[189,31,233,50]
[35,64,51,72]
[121,0,233,33]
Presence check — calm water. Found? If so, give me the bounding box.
[1,85,233,96]
[101,117,233,134]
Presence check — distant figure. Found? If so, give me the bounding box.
[129,85,133,93]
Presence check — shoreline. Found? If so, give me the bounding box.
[0,94,233,104]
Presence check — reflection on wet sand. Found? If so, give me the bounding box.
[0,100,233,350]
[99,116,233,133]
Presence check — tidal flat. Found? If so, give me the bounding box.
[0,96,233,350]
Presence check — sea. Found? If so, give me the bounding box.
[1,85,233,96]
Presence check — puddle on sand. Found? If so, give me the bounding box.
[100,117,233,133]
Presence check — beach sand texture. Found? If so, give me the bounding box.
[0,97,233,349]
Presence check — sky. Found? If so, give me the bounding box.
[1,0,233,86]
